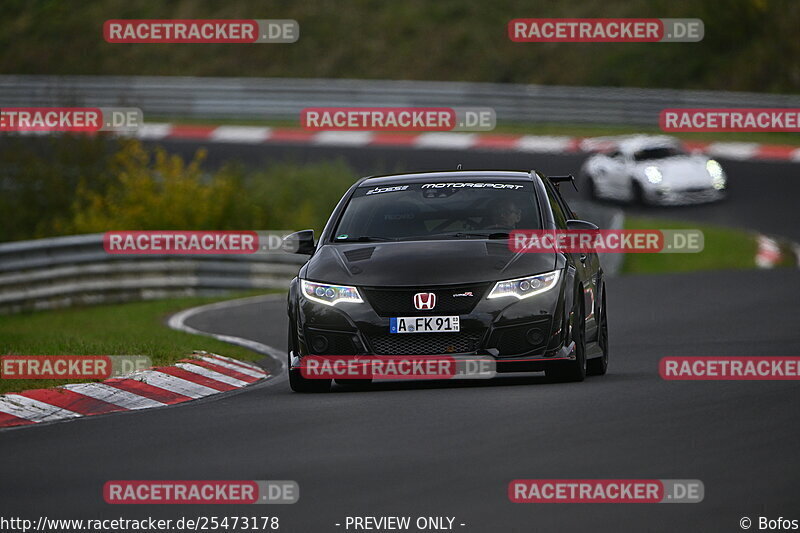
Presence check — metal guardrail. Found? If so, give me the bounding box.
[0,201,623,314]
[1,75,799,126]
[0,234,305,314]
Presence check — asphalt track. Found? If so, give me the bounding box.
[1,140,799,532]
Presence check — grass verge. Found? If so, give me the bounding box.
[0,291,275,395]
[622,216,759,274]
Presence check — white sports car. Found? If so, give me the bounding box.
[579,135,727,205]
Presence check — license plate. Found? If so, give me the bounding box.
[390,316,460,334]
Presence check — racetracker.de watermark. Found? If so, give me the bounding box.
[661,108,800,132]
[299,355,496,380]
[508,18,703,42]
[0,107,142,132]
[509,229,704,253]
[660,357,800,380]
[509,479,704,503]
[301,107,496,131]
[104,481,298,504]
[103,231,295,255]
[0,355,151,379]
[104,19,298,43]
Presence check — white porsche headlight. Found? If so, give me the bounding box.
[644,166,663,184]
[707,160,726,189]
[706,159,723,179]
[301,280,363,306]
[487,270,561,300]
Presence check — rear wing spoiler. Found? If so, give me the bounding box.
[546,174,579,193]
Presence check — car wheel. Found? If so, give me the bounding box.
[587,285,609,376]
[546,299,587,382]
[288,329,331,393]
[586,177,599,200]
[631,180,647,205]
[289,359,331,392]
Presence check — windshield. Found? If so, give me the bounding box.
[332,181,540,242]
[633,146,686,161]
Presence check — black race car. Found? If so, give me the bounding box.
[284,170,609,392]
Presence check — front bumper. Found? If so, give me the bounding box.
[648,185,726,205]
[290,278,573,369]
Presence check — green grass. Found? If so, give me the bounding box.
[0,291,275,394]
[622,216,759,274]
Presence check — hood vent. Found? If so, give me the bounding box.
[344,247,376,262]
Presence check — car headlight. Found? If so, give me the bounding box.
[706,159,723,178]
[707,160,726,189]
[487,270,561,300]
[644,166,663,184]
[301,280,363,306]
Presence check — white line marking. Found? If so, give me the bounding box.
[124,370,219,399]
[207,352,265,372]
[175,363,251,388]
[0,395,82,422]
[134,123,173,140]
[705,142,760,160]
[516,135,574,153]
[312,131,374,146]
[195,355,265,378]
[414,133,477,149]
[168,294,287,369]
[63,383,165,410]
[210,126,272,143]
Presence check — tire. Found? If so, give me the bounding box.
[288,328,331,393]
[587,285,609,376]
[546,298,587,382]
[586,177,599,200]
[631,180,647,205]
[289,361,331,393]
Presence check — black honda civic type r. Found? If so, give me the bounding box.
[283,170,609,392]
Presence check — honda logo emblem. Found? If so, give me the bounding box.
[413,292,436,310]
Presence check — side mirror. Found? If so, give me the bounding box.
[566,219,599,231]
[282,230,316,255]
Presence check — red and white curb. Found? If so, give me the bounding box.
[0,351,268,429]
[756,235,783,269]
[0,295,288,430]
[0,294,286,429]
[130,123,800,163]
[754,234,800,269]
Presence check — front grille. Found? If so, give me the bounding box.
[362,284,489,317]
[367,332,483,355]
